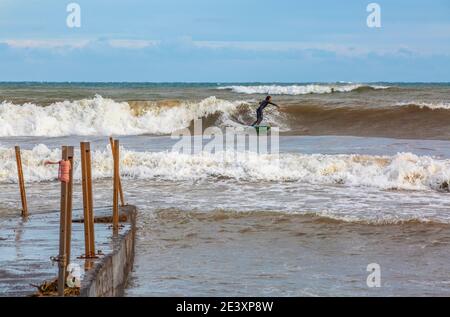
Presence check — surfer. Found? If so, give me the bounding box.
[251,96,280,126]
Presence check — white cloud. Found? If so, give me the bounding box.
[193,40,409,57]
[1,38,162,50]
[1,38,448,58]
[107,39,160,49]
[3,39,90,49]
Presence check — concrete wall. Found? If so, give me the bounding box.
[80,205,137,297]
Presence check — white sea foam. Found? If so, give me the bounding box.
[0,95,253,137]
[1,145,449,192]
[395,101,450,110]
[218,84,389,95]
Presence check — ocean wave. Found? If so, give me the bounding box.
[2,94,450,138]
[218,84,390,95]
[155,209,448,226]
[0,95,255,137]
[1,145,449,192]
[395,101,450,110]
[275,101,450,138]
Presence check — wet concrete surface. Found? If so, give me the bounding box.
[0,207,131,297]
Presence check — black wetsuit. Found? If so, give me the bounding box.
[252,100,278,126]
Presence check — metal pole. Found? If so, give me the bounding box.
[65,146,74,265]
[80,142,92,257]
[109,137,125,206]
[113,139,120,231]
[14,146,28,218]
[85,143,95,255]
[58,146,69,296]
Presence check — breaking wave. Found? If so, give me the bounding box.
[0,95,258,137]
[218,84,390,95]
[1,94,450,138]
[1,144,449,192]
[395,101,450,110]
[276,101,450,138]
[154,209,449,226]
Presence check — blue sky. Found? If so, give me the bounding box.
[0,0,449,82]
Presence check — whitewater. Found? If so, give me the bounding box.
[0,95,253,137]
[2,93,450,139]
[1,144,449,192]
[218,84,390,95]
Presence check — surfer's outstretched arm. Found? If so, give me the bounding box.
[269,102,280,109]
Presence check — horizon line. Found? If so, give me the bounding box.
[1,81,449,84]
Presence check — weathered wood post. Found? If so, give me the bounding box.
[113,139,120,232]
[14,146,28,218]
[80,142,95,257]
[109,137,125,206]
[57,146,70,296]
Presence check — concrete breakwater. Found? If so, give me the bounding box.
[79,205,137,296]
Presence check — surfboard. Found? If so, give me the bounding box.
[253,125,271,134]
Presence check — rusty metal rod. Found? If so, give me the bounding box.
[65,146,74,265]
[80,142,93,257]
[85,143,95,255]
[58,146,69,296]
[113,139,120,231]
[14,146,28,218]
[109,137,125,206]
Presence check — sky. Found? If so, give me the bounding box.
[0,0,449,82]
